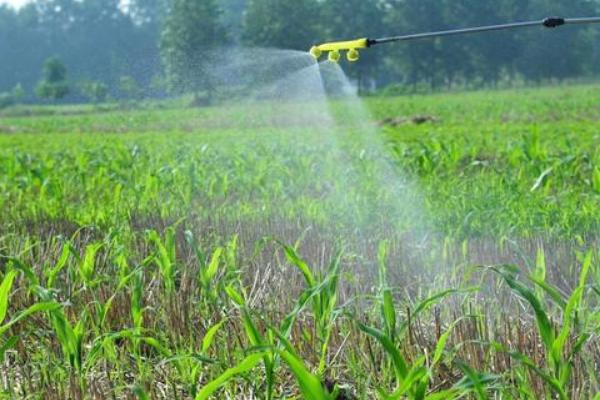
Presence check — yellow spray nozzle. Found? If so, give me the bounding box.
[309,46,322,59]
[328,49,341,62]
[309,38,369,63]
[346,48,360,62]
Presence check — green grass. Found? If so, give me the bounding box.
[0,84,600,399]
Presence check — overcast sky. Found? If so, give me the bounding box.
[0,0,30,8]
[1,0,131,9]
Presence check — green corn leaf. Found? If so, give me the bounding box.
[184,230,206,269]
[551,287,582,370]
[147,230,175,293]
[203,247,223,286]
[140,337,171,357]
[489,341,567,399]
[382,289,396,341]
[165,227,176,266]
[195,352,265,400]
[528,275,567,309]
[570,332,591,358]
[202,319,226,353]
[552,251,593,378]
[280,285,318,338]
[455,361,494,400]
[412,288,472,316]
[533,247,546,283]
[85,329,135,371]
[377,240,389,288]
[80,242,103,284]
[131,271,144,330]
[7,258,39,288]
[48,308,79,368]
[280,350,332,400]
[399,288,475,337]
[225,285,245,307]
[431,318,464,368]
[282,244,315,287]
[357,321,408,383]
[47,243,71,288]
[0,301,61,337]
[493,266,554,350]
[241,309,263,347]
[377,241,396,341]
[385,361,428,399]
[0,269,17,324]
[592,166,600,193]
[578,250,593,292]
[425,389,462,400]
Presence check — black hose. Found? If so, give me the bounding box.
[370,16,600,46]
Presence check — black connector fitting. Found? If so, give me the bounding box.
[543,17,565,28]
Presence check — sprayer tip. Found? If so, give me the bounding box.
[309,46,322,60]
[328,50,341,63]
[347,48,360,62]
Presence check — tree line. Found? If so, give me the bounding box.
[1,0,599,105]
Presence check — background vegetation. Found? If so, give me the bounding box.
[1,0,600,103]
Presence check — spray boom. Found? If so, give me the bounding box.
[310,16,600,63]
[310,38,370,62]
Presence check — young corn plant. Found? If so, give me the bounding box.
[490,250,597,400]
[146,227,177,294]
[282,243,342,377]
[357,241,478,399]
[225,283,277,400]
[0,260,61,361]
[222,243,343,400]
[270,325,335,400]
[194,352,266,400]
[47,307,87,374]
[185,230,225,304]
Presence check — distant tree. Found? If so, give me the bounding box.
[515,0,598,82]
[149,73,168,96]
[2,0,600,98]
[12,83,25,103]
[0,83,26,109]
[35,56,70,101]
[218,0,247,43]
[0,93,13,109]
[160,0,226,104]
[384,0,447,89]
[119,76,142,99]
[321,0,387,92]
[243,0,320,51]
[80,80,108,103]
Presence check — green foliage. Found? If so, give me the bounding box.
[160,0,226,100]
[491,253,595,399]
[195,352,265,400]
[0,92,15,110]
[0,84,26,109]
[80,80,108,104]
[243,0,320,51]
[36,57,70,101]
[3,0,600,101]
[12,83,25,102]
[119,76,143,102]
[0,86,599,398]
